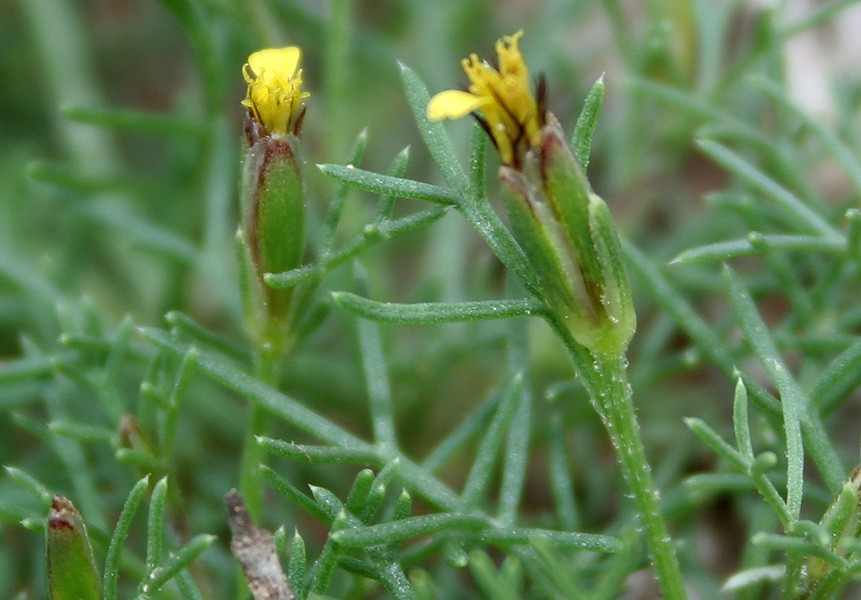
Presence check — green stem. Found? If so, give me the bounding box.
[239,338,281,521]
[550,318,685,599]
[593,353,685,599]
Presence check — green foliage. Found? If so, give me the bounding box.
[5,0,861,598]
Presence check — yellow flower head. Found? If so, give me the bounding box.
[242,47,310,137]
[427,31,543,167]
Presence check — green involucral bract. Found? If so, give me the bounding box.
[239,132,306,349]
[47,496,102,600]
[501,117,635,355]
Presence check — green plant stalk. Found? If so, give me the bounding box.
[238,341,281,522]
[550,318,685,600]
[235,341,282,600]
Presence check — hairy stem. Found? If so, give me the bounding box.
[239,340,280,521]
[550,318,686,599]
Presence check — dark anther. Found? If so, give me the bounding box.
[536,74,548,125]
[472,113,498,151]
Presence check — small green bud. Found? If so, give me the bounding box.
[501,116,635,355]
[47,496,101,600]
[238,123,306,352]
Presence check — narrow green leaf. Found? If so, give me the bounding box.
[266,207,448,288]
[28,161,136,196]
[752,533,846,568]
[626,76,730,123]
[144,477,168,574]
[5,466,54,507]
[399,63,469,192]
[318,164,460,205]
[466,528,623,553]
[698,140,840,240]
[685,473,756,495]
[753,76,861,192]
[257,437,381,466]
[470,550,520,600]
[809,338,861,415]
[468,123,488,202]
[320,129,369,254]
[548,411,580,530]
[571,75,605,170]
[332,293,543,324]
[498,307,531,526]
[722,566,786,592]
[523,542,587,599]
[460,374,523,510]
[355,280,399,449]
[393,489,412,521]
[457,193,542,296]
[48,421,113,445]
[421,388,499,473]
[162,347,198,464]
[78,202,200,264]
[288,530,307,598]
[115,448,165,473]
[0,356,54,386]
[165,311,247,361]
[260,466,329,524]
[62,105,203,137]
[685,418,750,472]
[733,378,754,461]
[376,146,411,221]
[442,540,469,568]
[847,208,861,259]
[359,461,400,523]
[103,476,150,600]
[750,233,845,254]
[331,513,489,547]
[667,240,757,265]
[725,267,807,516]
[309,512,347,593]
[145,534,215,592]
[346,469,376,513]
[819,479,861,550]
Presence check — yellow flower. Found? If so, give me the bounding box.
[427,31,543,166]
[242,47,310,137]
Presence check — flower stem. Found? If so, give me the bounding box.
[239,339,280,521]
[551,319,686,599]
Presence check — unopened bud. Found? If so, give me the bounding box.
[501,116,635,355]
[238,47,310,353]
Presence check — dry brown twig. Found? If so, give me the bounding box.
[225,488,295,600]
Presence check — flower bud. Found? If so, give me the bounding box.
[238,47,309,353]
[238,128,305,348]
[47,496,101,600]
[501,117,635,355]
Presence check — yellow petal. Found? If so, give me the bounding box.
[246,47,301,80]
[427,90,489,121]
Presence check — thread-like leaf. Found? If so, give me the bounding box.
[318,164,460,206]
[571,75,605,170]
[332,293,543,324]
[103,476,150,600]
[399,63,468,192]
